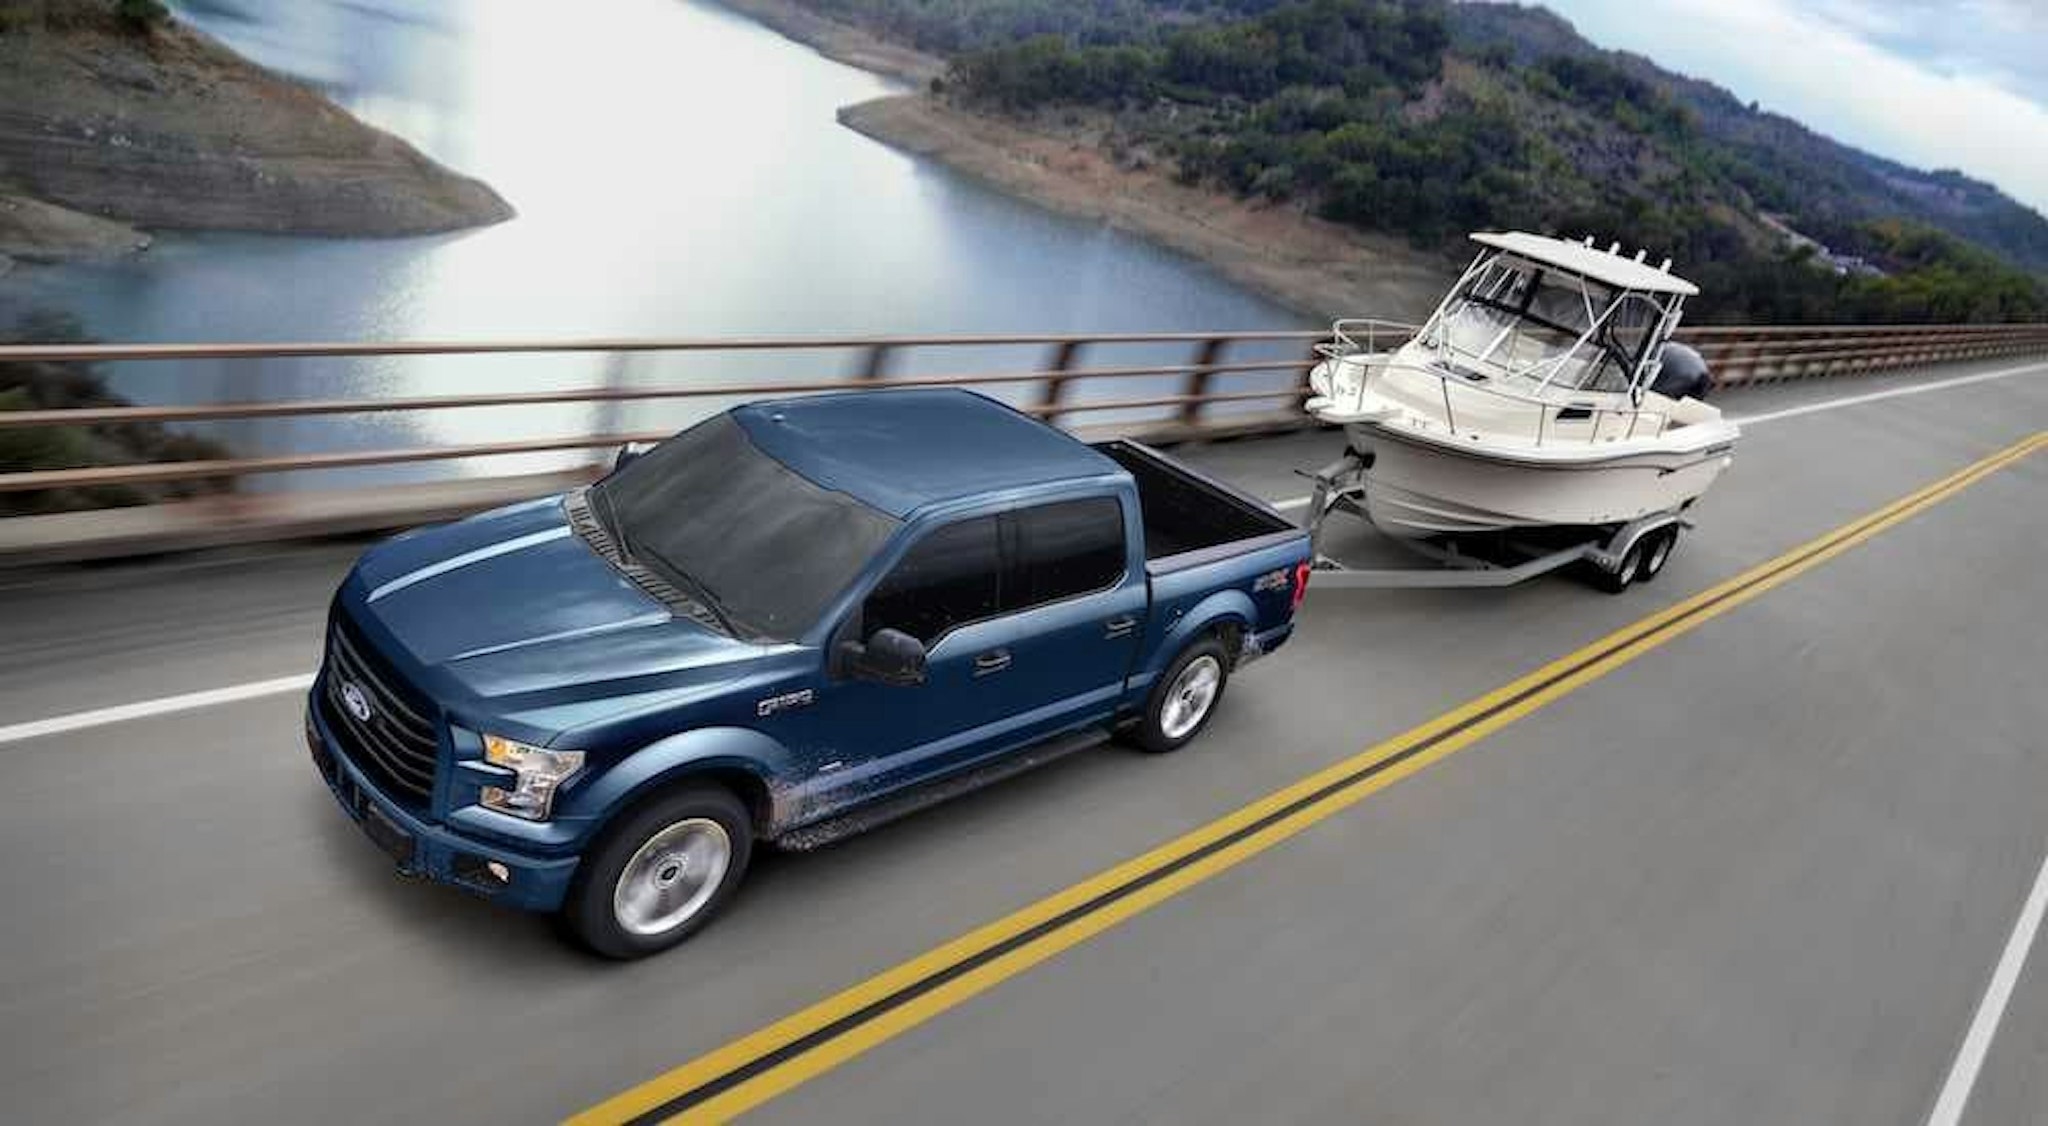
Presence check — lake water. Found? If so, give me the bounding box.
[0,0,1309,484]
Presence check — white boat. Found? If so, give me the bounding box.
[1305,231,1739,539]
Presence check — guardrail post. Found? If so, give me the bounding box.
[1722,331,1764,387]
[1037,340,1083,422]
[1295,337,1325,410]
[1179,337,1228,429]
[206,355,259,518]
[595,351,631,467]
[858,344,893,382]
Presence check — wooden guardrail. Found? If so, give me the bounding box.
[2,322,2044,500]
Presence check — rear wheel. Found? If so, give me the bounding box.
[561,784,753,960]
[1129,637,1232,754]
[1636,527,1678,583]
[1591,539,1644,595]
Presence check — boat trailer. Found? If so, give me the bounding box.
[1296,450,1691,593]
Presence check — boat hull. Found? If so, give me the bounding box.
[1351,425,1736,538]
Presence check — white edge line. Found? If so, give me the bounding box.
[1733,360,2047,427]
[1926,846,2048,1126]
[0,673,315,746]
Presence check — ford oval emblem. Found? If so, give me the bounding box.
[340,681,373,723]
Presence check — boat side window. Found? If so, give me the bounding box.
[1598,293,1660,386]
[860,516,1002,647]
[1571,351,1633,394]
[1005,497,1125,611]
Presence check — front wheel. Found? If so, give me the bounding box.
[1128,637,1232,754]
[561,784,753,960]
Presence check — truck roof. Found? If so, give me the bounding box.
[731,389,1122,518]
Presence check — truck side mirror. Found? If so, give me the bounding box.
[837,628,927,687]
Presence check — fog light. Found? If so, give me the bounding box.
[453,852,513,889]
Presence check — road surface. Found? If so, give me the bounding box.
[0,358,2043,1125]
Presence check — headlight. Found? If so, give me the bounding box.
[480,734,584,821]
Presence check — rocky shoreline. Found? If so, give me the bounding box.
[713,0,943,86]
[838,95,1453,322]
[0,4,511,264]
[716,0,1452,321]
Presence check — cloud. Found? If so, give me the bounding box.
[1538,0,2048,215]
[1813,0,2048,105]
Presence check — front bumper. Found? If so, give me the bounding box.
[306,700,579,912]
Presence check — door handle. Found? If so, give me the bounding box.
[973,649,1012,676]
[1104,616,1139,639]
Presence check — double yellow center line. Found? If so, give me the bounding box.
[574,432,2046,1125]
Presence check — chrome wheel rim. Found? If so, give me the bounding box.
[1616,549,1641,586]
[1161,655,1223,740]
[613,817,731,937]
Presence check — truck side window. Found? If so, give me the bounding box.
[862,516,1002,645]
[1009,497,1124,611]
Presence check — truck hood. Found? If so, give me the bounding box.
[348,496,765,703]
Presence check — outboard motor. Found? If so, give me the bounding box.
[1649,341,1712,401]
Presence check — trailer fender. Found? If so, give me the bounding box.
[1592,512,1692,572]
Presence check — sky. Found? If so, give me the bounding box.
[1537,0,2048,216]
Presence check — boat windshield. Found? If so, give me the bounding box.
[1423,256,1660,396]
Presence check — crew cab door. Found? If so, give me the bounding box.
[771,513,1011,811]
[780,497,1142,817]
[987,495,1145,736]
[854,495,1142,775]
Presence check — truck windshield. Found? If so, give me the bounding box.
[593,415,901,641]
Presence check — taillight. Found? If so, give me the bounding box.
[1290,560,1312,611]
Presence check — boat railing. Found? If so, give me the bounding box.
[1426,367,1672,448]
[1316,319,1413,363]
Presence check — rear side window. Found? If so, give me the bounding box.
[1009,498,1125,611]
[861,516,1002,645]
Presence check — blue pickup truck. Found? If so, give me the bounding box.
[308,389,1311,957]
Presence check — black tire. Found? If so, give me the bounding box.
[1590,538,1644,595]
[560,784,753,960]
[1128,636,1232,754]
[1635,527,1678,584]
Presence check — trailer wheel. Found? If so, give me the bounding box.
[1129,637,1232,754]
[1636,528,1678,583]
[560,784,753,960]
[1591,540,1644,595]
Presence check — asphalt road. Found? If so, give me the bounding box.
[0,359,2043,1125]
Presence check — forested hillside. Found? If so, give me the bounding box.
[789,0,2048,323]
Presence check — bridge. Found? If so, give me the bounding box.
[1,325,2045,1124]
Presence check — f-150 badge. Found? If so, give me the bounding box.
[756,688,816,718]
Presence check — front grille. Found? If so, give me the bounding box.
[321,608,440,810]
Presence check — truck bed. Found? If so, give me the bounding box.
[1094,440,1299,570]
